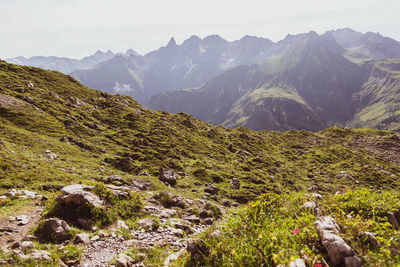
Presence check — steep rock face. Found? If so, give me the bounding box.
[72,35,276,103]
[150,32,367,131]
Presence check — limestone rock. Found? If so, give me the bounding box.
[289,258,306,267]
[116,254,134,267]
[159,168,178,186]
[301,201,318,215]
[56,184,103,208]
[29,250,51,261]
[74,233,90,244]
[117,220,129,230]
[230,178,240,189]
[204,183,219,195]
[37,218,72,243]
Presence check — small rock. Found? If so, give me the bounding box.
[159,208,178,219]
[308,185,319,192]
[159,168,178,186]
[16,215,30,225]
[21,241,34,250]
[137,217,159,231]
[301,201,318,215]
[36,218,72,243]
[29,250,51,261]
[91,235,100,241]
[184,215,201,224]
[230,178,240,189]
[116,253,134,267]
[44,149,57,159]
[204,183,219,195]
[289,258,306,267]
[311,193,323,200]
[222,199,232,207]
[117,220,129,230]
[74,233,90,244]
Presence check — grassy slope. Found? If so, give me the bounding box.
[0,61,400,265]
[1,61,400,199]
[346,58,400,131]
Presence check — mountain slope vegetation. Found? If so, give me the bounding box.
[0,61,400,265]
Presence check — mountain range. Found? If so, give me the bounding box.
[5,28,400,131]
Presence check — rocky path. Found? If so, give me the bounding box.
[0,192,43,252]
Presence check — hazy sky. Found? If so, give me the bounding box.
[1,0,399,59]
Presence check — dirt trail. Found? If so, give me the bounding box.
[0,203,43,250]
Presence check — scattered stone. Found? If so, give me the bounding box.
[91,235,100,241]
[16,215,30,225]
[168,227,184,238]
[159,209,178,219]
[289,258,306,267]
[56,184,103,208]
[308,185,319,192]
[21,241,34,250]
[230,178,240,189]
[131,178,154,191]
[117,220,129,230]
[159,168,178,186]
[204,183,219,195]
[315,216,359,266]
[222,199,232,207]
[29,250,51,261]
[2,189,42,199]
[138,171,151,176]
[107,175,125,185]
[301,201,318,215]
[116,254,134,267]
[184,215,201,224]
[137,217,159,231]
[311,193,323,200]
[75,233,90,244]
[37,218,72,243]
[44,149,57,159]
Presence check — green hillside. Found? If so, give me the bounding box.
[0,61,400,266]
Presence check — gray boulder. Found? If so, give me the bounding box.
[56,184,103,208]
[36,218,71,243]
[74,233,90,244]
[159,168,178,186]
[315,216,360,266]
[204,183,219,195]
[230,178,240,189]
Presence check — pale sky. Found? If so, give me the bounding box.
[1,0,399,59]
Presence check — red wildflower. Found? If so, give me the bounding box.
[342,189,347,192]
[314,264,323,267]
[247,203,249,206]
[292,228,300,234]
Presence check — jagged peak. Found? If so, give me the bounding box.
[167,37,177,47]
